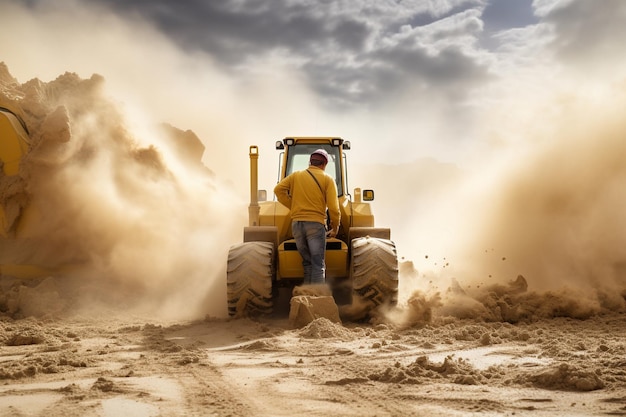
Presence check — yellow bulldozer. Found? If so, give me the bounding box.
[0,105,30,178]
[0,104,44,278]
[227,137,398,317]
[1,101,80,279]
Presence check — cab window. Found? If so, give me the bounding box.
[285,145,342,196]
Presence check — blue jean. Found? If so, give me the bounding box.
[292,221,326,284]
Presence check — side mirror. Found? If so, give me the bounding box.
[363,189,374,201]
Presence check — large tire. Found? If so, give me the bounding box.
[227,241,274,317]
[350,236,398,311]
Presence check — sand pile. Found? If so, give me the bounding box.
[299,317,356,340]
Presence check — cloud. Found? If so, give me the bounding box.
[372,10,491,86]
[45,0,494,109]
[542,0,626,73]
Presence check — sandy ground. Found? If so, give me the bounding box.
[0,288,625,417]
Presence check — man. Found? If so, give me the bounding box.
[274,149,341,285]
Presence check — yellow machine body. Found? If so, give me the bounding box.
[0,107,30,177]
[243,137,389,282]
[0,105,61,278]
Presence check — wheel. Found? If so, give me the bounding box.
[350,236,398,311]
[226,241,274,317]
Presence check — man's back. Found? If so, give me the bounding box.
[274,166,338,226]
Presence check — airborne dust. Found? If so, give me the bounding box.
[378,80,626,326]
[0,64,243,320]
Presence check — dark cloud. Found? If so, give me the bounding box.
[373,43,489,97]
[17,0,494,109]
[87,0,368,63]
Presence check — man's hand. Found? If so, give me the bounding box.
[327,226,339,238]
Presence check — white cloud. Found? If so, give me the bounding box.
[532,0,574,18]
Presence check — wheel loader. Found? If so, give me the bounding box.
[227,137,398,318]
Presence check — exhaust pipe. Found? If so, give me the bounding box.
[248,145,260,226]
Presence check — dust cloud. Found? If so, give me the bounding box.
[1,63,244,320]
[455,82,626,313]
[382,79,626,325]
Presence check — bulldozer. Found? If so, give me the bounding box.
[0,105,30,178]
[0,104,45,278]
[227,137,398,318]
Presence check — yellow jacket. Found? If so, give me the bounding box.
[274,166,340,231]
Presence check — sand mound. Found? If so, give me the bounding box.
[299,317,355,340]
[527,364,605,392]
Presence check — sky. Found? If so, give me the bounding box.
[2,0,626,307]
[2,0,624,166]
